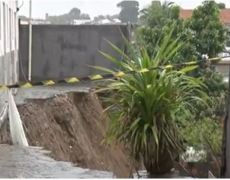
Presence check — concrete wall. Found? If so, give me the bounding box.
[0,51,17,85]
[19,25,129,82]
[215,65,229,82]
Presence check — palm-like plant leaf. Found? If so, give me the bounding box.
[97,28,208,174]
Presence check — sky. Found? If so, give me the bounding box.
[18,0,230,19]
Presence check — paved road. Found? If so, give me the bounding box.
[0,82,93,114]
[0,83,115,178]
[0,144,113,178]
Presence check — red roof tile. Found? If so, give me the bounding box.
[220,9,230,24]
[179,9,193,20]
[180,9,230,24]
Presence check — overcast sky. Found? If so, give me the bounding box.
[18,0,230,19]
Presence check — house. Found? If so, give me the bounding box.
[0,0,19,85]
[179,8,230,29]
[180,8,230,52]
[72,19,91,25]
[19,16,51,25]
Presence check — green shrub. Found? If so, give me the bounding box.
[97,29,208,174]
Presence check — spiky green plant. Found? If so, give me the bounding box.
[96,29,208,175]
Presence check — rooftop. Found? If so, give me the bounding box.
[180,9,230,24]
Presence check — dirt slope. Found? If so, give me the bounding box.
[0,92,133,177]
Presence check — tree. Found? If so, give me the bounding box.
[218,2,226,9]
[69,8,81,19]
[93,14,119,24]
[80,13,90,20]
[189,1,227,57]
[136,1,227,171]
[139,1,180,27]
[46,8,91,24]
[117,0,139,23]
[137,1,196,62]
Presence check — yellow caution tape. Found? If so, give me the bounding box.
[0,56,224,90]
[0,85,7,91]
[184,61,197,65]
[42,80,55,86]
[65,77,80,83]
[90,74,104,80]
[114,71,125,77]
[139,68,149,73]
[20,83,33,88]
[165,65,173,69]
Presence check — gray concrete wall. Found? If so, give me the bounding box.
[215,65,229,80]
[19,25,129,82]
[0,55,6,85]
[0,51,18,85]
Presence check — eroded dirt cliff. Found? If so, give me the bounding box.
[0,92,133,178]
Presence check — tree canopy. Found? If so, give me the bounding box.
[136,0,227,162]
[138,0,228,60]
[137,1,195,62]
[139,1,180,27]
[218,2,226,9]
[117,0,139,23]
[188,1,227,57]
[46,8,90,24]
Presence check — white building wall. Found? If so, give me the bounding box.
[0,0,18,85]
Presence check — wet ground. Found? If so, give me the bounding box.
[133,170,191,178]
[0,83,115,178]
[15,83,92,104]
[0,144,114,178]
[0,83,133,178]
[0,83,93,131]
[0,83,92,118]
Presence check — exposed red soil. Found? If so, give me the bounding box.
[0,92,133,178]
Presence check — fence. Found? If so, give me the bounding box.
[215,59,230,177]
[19,24,129,82]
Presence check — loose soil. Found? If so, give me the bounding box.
[0,92,133,178]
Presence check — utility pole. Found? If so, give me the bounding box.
[28,0,32,81]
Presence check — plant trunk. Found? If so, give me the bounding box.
[143,149,174,175]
